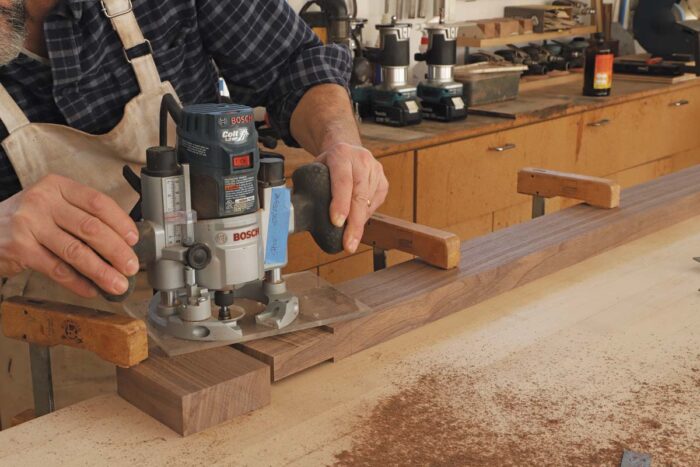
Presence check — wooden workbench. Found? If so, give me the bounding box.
[2,214,699,465]
[282,77,700,284]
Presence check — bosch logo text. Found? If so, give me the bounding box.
[232,228,260,242]
[231,115,254,125]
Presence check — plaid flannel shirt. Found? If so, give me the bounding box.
[0,0,352,201]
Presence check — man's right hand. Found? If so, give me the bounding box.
[0,174,140,298]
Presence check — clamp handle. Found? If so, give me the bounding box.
[291,163,345,254]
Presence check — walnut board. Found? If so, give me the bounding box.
[239,165,700,381]
[2,214,700,464]
[116,346,270,436]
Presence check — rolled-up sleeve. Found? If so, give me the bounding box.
[197,0,353,146]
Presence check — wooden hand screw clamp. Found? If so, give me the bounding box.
[1,297,148,420]
[518,167,621,218]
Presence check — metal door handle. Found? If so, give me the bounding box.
[489,143,517,152]
[670,99,690,107]
[588,119,611,127]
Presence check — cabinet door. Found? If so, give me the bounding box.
[576,85,700,176]
[416,115,579,230]
[655,86,700,157]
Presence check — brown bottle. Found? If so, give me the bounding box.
[583,33,614,97]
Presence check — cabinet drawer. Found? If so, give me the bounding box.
[416,115,579,228]
[657,86,700,156]
[576,85,700,176]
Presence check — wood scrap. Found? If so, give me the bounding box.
[475,18,521,39]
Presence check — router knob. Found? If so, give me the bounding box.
[186,243,212,270]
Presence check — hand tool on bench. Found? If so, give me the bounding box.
[517,167,621,219]
[364,213,461,271]
[0,297,148,419]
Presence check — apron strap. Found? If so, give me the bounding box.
[0,84,31,134]
[101,0,163,94]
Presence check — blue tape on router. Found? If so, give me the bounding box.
[265,187,291,268]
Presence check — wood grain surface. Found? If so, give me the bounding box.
[116,347,270,436]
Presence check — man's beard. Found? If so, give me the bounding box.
[0,1,26,66]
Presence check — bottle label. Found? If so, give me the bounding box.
[594,54,614,90]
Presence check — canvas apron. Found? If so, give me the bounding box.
[0,0,180,425]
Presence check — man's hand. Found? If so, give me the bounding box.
[290,84,391,254]
[0,174,139,298]
[317,143,389,253]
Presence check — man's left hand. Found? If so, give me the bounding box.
[316,142,389,254]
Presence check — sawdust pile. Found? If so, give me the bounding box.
[333,362,700,466]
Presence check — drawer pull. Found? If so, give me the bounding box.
[490,143,517,152]
[588,119,612,127]
[670,99,690,107]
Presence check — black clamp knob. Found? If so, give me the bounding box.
[186,243,212,270]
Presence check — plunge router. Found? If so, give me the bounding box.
[131,96,347,342]
[298,1,374,120]
[366,19,422,127]
[414,20,467,122]
[299,0,358,45]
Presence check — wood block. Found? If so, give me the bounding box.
[518,18,534,34]
[457,24,485,40]
[517,168,621,209]
[1,297,148,368]
[496,19,520,37]
[116,347,270,436]
[10,409,35,427]
[476,19,520,38]
[476,20,498,39]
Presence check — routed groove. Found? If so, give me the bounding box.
[239,165,700,381]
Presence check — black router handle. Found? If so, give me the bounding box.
[291,163,345,255]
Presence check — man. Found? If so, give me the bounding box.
[0,0,388,299]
